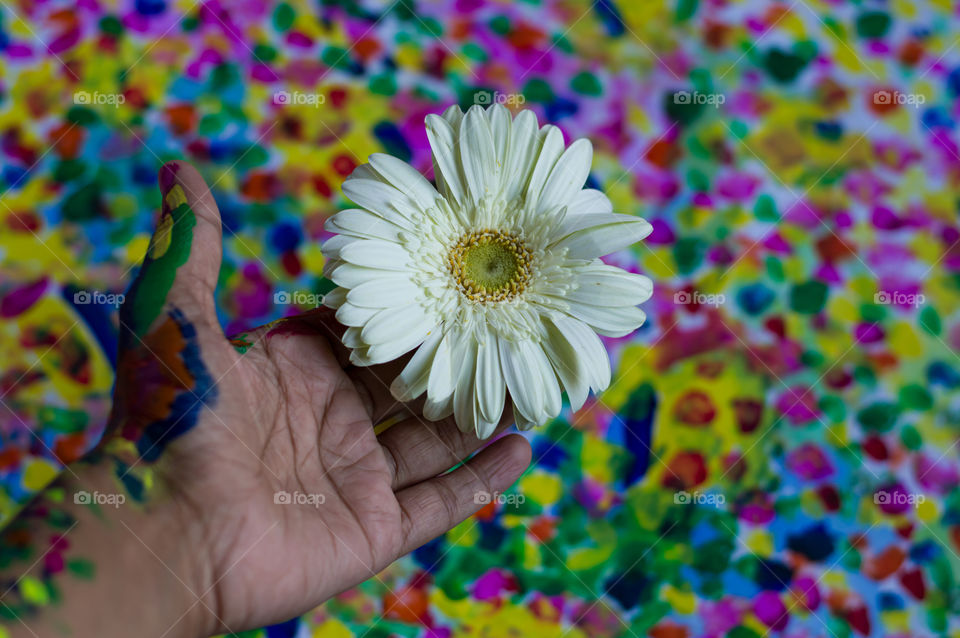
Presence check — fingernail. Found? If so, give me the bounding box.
[159,163,186,218]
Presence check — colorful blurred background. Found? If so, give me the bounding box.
[2,0,960,636]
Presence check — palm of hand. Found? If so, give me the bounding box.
[107,162,530,634]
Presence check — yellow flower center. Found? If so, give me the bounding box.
[448,229,533,303]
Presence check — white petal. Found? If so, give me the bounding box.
[322,287,347,309]
[336,302,378,327]
[368,153,440,212]
[342,178,421,222]
[366,322,432,364]
[339,240,410,270]
[342,326,364,348]
[441,104,464,128]
[427,330,456,401]
[569,265,653,306]
[454,335,479,435]
[530,342,562,422]
[562,300,646,338]
[330,263,403,289]
[424,393,454,421]
[502,110,539,202]
[361,304,428,345]
[499,338,545,424]
[538,138,592,214]
[550,213,653,260]
[487,104,511,182]
[460,105,498,204]
[426,113,466,205]
[569,188,613,215]
[541,315,589,411]
[476,332,505,425]
[514,402,538,431]
[346,277,420,308]
[391,328,444,401]
[320,234,355,260]
[326,208,403,241]
[525,125,565,208]
[550,314,610,393]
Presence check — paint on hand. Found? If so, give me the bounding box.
[119,183,196,340]
[110,308,217,463]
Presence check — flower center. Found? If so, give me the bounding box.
[447,229,533,302]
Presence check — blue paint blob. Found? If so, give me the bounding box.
[413,536,446,572]
[594,0,626,37]
[604,570,648,609]
[786,523,835,562]
[546,96,579,121]
[477,521,506,551]
[269,220,303,253]
[533,440,568,471]
[878,591,905,610]
[374,121,412,163]
[909,540,941,563]
[135,0,167,16]
[62,284,119,368]
[947,66,960,97]
[754,558,793,591]
[737,283,776,316]
[622,383,656,484]
[927,361,960,388]
[265,617,300,638]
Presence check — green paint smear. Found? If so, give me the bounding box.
[125,201,196,338]
[66,558,96,580]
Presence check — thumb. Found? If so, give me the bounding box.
[121,161,223,340]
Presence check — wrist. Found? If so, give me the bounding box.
[54,454,217,637]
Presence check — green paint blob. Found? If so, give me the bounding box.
[820,395,846,422]
[99,15,123,36]
[673,237,706,274]
[919,306,941,335]
[488,15,510,35]
[899,384,933,411]
[272,3,295,31]
[62,183,103,221]
[675,0,698,22]
[66,558,96,580]
[762,48,809,83]
[900,424,922,451]
[523,78,555,103]
[571,71,602,96]
[19,576,49,606]
[856,11,891,39]
[753,194,778,221]
[124,200,196,338]
[856,402,899,432]
[789,280,828,314]
[369,72,397,95]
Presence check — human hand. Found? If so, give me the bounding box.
[0,161,531,637]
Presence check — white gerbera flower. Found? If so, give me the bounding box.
[322,104,653,438]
